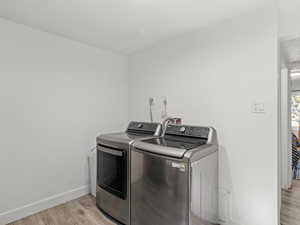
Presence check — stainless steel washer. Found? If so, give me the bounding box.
[131,124,219,225]
[96,121,161,225]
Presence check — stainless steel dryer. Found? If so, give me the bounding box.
[96,121,161,225]
[131,124,219,225]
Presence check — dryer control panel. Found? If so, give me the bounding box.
[127,121,161,135]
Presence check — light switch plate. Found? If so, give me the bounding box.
[252,102,265,113]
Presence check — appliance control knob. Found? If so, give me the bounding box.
[137,123,143,128]
[180,127,186,133]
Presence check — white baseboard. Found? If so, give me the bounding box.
[0,185,90,225]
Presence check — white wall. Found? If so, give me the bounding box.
[0,18,128,224]
[128,6,278,225]
[279,0,300,39]
[291,77,300,91]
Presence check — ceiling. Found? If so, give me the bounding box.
[0,0,269,54]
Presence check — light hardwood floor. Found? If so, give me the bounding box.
[281,180,300,225]
[8,185,300,225]
[7,195,115,225]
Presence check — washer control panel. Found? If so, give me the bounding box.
[165,125,210,139]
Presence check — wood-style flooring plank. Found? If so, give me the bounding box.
[76,196,115,225]
[281,180,300,225]
[9,185,300,225]
[6,195,116,225]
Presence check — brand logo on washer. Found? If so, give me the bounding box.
[171,162,186,172]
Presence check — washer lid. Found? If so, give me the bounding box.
[133,124,212,158]
[133,136,207,158]
[142,136,207,150]
[133,139,188,158]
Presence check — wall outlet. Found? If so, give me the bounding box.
[252,102,265,113]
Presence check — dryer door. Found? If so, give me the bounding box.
[97,145,127,199]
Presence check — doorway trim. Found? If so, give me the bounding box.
[280,67,292,189]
